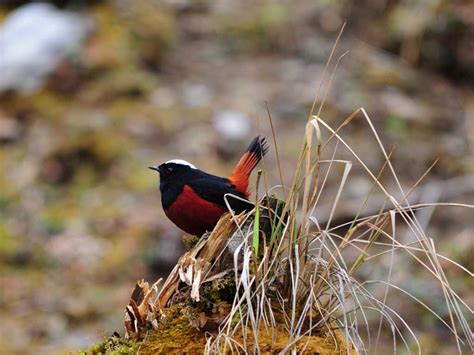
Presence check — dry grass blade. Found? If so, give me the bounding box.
[119,26,472,354]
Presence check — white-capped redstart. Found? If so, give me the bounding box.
[149,136,268,235]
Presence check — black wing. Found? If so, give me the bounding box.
[187,173,254,213]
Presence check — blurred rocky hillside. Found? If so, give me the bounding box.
[0,0,472,353]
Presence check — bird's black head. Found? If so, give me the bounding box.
[149,159,197,183]
[149,159,197,208]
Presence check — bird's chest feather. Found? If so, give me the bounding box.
[164,185,226,235]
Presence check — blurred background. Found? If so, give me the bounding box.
[0,0,472,353]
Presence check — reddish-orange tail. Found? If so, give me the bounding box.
[229,136,268,196]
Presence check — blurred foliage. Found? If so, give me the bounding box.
[83,334,137,354]
[0,0,472,353]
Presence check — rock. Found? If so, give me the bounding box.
[213,110,251,141]
[0,3,93,93]
[213,110,253,158]
[0,114,21,142]
[182,83,212,108]
[47,227,109,270]
[380,88,431,122]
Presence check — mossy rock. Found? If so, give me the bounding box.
[85,199,353,353]
[87,306,352,354]
[84,335,138,355]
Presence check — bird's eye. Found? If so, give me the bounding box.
[167,167,173,173]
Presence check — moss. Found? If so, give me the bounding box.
[128,316,353,354]
[128,278,353,353]
[181,234,200,250]
[0,223,19,258]
[215,3,290,53]
[230,323,354,354]
[138,305,207,353]
[40,130,125,186]
[83,335,138,355]
[28,90,71,121]
[198,277,236,311]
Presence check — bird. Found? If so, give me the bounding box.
[149,136,268,235]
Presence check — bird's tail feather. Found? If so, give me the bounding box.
[230,136,269,195]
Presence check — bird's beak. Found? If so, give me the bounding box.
[148,166,160,172]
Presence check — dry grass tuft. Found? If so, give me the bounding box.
[120,27,473,354]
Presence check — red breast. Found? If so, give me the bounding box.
[164,185,226,236]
